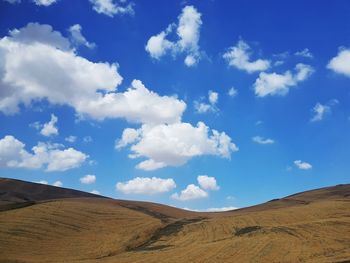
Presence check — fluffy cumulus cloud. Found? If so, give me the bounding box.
[69,24,95,49]
[254,63,314,97]
[171,184,208,201]
[327,49,350,77]
[294,160,312,170]
[197,175,219,190]
[7,22,70,50]
[252,136,275,145]
[80,174,96,184]
[223,40,270,73]
[194,90,219,114]
[0,135,88,171]
[310,99,338,122]
[1,23,237,173]
[145,5,202,67]
[53,180,63,187]
[172,175,219,201]
[89,0,134,17]
[0,23,186,125]
[116,177,176,195]
[40,114,58,137]
[117,122,238,171]
[115,128,141,149]
[46,147,88,172]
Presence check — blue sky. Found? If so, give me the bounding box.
[0,0,349,211]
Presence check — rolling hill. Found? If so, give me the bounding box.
[0,178,349,263]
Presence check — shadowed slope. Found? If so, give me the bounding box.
[0,177,106,211]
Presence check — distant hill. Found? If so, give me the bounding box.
[0,178,349,263]
[0,177,105,211]
[231,183,350,213]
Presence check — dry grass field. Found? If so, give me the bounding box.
[0,178,350,263]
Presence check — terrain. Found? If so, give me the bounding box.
[0,178,349,263]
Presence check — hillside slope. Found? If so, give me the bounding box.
[0,178,349,263]
[0,178,104,211]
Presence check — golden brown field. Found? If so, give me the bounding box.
[0,178,350,263]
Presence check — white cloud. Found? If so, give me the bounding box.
[310,99,338,122]
[177,6,202,56]
[116,177,176,195]
[145,5,202,66]
[171,184,207,201]
[80,174,96,184]
[40,114,58,137]
[36,180,62,187]
[0,23,186,125]
[36,180,48,184]
[194,90,219,114]
[90,190,100,195]
[117,122,238,171]
[115,128,140,149]
[30,114,59,137]
[254,63,314,97]
[252,136,275,145]
[197,175,219,191]
[228,87,238,97]
[69,24,95,49]
[294,160,312,170]
[8,22,70,51]
[89,0,134,17]
[65,135,77,143]
[0,23,121,115]
[208,90,218,105]
[0,135,88,172]
[46,148,88,172]
[86,79,185,124]
[327,49,350,77]
[311,103,330,122]
[203,206,237,212]
[53,180,63,187]
[295,48,313,58]
[184,55,197,67]
[145,26,175,60]
[136,159,166,171]
[184,206,237,212]
[223,40,270,73]
[33,0,57,6]
[1,23,237,173]
[194,102,212,114]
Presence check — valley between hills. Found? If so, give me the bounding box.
[1,178,350,263]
